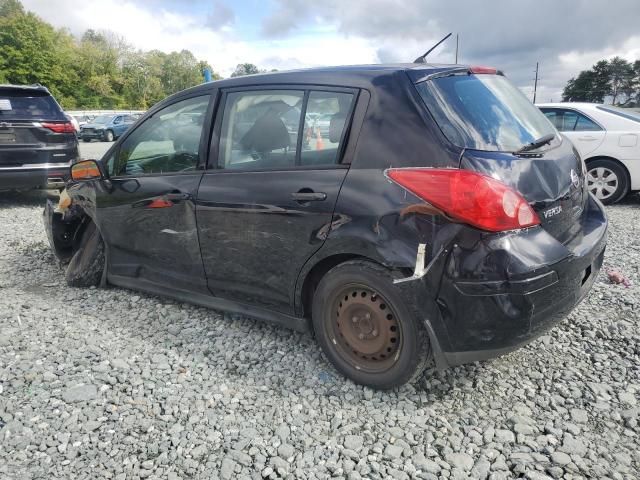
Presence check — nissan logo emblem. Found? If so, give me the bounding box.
[570,169,580,189]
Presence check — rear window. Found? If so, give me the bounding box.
[0,90,65,121]
[596,105,640,124]
[416,74,556,152]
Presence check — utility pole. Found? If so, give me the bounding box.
[455,34,459,63]
[533,62,539,103]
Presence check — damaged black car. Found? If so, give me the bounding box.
[44,64,607,389]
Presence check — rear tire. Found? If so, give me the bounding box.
[586,159,629,204]
[65,221,105,287]
[312,260,431,389]
[82,138,91,143]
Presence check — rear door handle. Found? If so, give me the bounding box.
[578,136,597,141]
[291,191,327,202]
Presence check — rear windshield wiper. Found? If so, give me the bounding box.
[516,133,555,153]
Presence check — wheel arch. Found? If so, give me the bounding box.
[297,253,386,322]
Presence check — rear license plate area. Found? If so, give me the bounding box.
[0,132,16,143]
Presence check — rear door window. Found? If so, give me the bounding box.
[301,91,354,166]
[416,74,556,152]
[218,90,304,170]
[541,108,602,132]
[217,89,355,170]
[0,90,65,121]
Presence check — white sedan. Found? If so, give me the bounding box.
[538,103,640,204]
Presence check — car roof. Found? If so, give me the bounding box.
[0,84,51,94]
[536,102,602,110]
[174,63,472,97]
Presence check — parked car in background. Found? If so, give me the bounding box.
[0,84,78,191]
[72,114,93,128]
[45,65,607,389]
[78,114,136,142]
[538,103,640,204]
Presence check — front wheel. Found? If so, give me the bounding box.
[65,221,105,287]
[312,260,431,389]
[586,159,629,204]
[104,130,115,142]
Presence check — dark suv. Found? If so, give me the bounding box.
[0,85,79,191]
[44,64,607,389]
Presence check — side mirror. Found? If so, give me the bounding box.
[71,159,104,181]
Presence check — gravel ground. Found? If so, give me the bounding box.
[0,191,638,480]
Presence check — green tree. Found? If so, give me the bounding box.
[0,0,221,109]
[0,8,78,104]
[563,58,638,105]
[230,63,264,77]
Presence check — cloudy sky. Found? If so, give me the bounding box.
[21,0,640,101]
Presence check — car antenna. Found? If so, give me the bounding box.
[413,32,452,63]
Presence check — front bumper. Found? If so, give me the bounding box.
[431,194,608,367]
[78,130,106,140]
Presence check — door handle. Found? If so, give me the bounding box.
[578,136,597,141]
[291,191,327,202]
[165,192,191,201]
[132,192,191,209]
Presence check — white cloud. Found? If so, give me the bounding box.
[20,0,640,100]
[21,0,378,77]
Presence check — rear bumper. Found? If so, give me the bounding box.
[431,194,608,367]
[0,161,72,191]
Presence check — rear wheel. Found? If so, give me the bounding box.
[104,130,114,142]
[312,260,431,389]
[82,138,91,143]
[586,159,629,204]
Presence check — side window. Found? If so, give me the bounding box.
[114,116,122,124]
[542,110,562,130]
[218,90,304,170]
[574,113,602,131]
[115,95,209,176]
[301,91,354,166]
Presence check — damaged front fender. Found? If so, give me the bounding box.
[43,189,89,264]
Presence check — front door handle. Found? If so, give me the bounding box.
[291,191,327,202]
[165,192,191,202]
[132,192,191,209]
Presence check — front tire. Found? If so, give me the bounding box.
[586,159,629,204]
[312,260,431,389]
[65,221,105,287]
[104,130,115,142]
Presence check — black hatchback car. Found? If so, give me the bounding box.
[0,84,79,191]
[44,64,607,389]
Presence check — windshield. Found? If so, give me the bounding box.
[416,74,557,152]
[92,115,112,124]
[0,91,65,120]
[596,105,640,124]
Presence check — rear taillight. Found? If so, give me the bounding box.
[41,122,75,134]
[386,168,540,232]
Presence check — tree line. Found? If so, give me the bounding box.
[562,57,640,106]
[0,0,225,109]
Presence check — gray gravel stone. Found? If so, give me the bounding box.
[1,190,639,479]
[62,384,97,403]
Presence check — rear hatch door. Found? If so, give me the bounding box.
[415,71,587,243]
